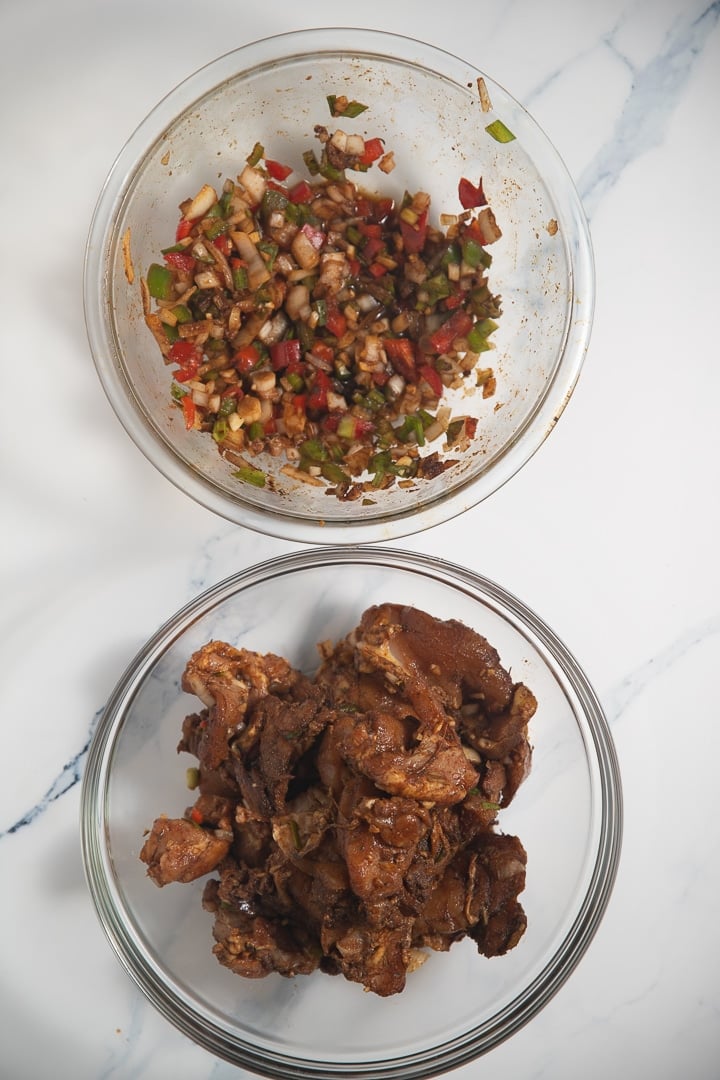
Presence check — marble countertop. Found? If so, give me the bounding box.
[1,1,718,1077]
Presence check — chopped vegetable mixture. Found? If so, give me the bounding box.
[142,107,504,498]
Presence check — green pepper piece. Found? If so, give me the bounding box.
[466,318,499,353]
[212,418,228,443]
[171,304,193,324]
[303,149,320,176]
[396,413,426,446]
[461,237,487,268]
[247,421,265,440]
[321,462,350,484]
[312,299,327,326]
[233,265,248,291]
[247,141,264,166]
[233,465,266,487]
[299,438,328,463]
[218,396,238,418]
[485,118,516,143]
[146,263,175,300]
[163,322,179,343]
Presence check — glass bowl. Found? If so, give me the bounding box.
[83,27,594,543]
[81,546,622,1079]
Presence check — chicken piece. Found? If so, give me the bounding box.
[229,690,332,817]
[350,603,515,715]
[336,792,432,902]
[140,815,231,886]
[181,642,302,771]
[459,682,537,761]
[205,898,320,979]
[413,831,527,955]
[332,705,478,805]
[331,920,414,997]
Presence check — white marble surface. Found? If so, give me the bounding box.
[1,1,719,1077]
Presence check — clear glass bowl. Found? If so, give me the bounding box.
[81,546,622,1079]
[83,28,594,543]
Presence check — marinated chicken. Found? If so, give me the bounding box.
[140,604,536,996]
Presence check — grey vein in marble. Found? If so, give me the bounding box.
[1,707,102,837]
[578,1,720,217]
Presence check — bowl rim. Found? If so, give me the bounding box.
[83,26,595,545]
[80,545,622,1078]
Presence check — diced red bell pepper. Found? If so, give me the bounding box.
[418,364,444,397]
[181,395,196,429]
[325,304,347,338]
[347,256,361,277]
[359,137,384,165]
[307,369,332,412]
[384,337,417,381]
[458,176,488,210]
[399,210,428,254]
[359,222,382,239]
[265,159,293,181]
[265,179,289,195]
[368,262,388,278]
[163,250,196,274]
[288,179,314,204]
[311,341,335,366]
[189,806,204,825]
[212,235,233,256]
[176,218,193,242]
[234,344,261,372]
[293,393,307,414]
[369,196,394,224]
[270,338,302,371]
[169,340,202,382]
[361,235,384,262]
[321,412,340,433]
[427,310,474,354]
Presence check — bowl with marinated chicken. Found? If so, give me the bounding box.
[84,27,594,542]
[81,547,622,1078]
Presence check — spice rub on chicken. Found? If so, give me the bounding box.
[139,605,537,996]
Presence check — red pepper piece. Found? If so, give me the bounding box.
[325,304,347,338]
[399,210,428,254]
[163,250,196,274]
[234,344,261,372]
[265,159,293,181]
[368,262,388,277]
[359,137,384,165]
[418,364,444,397]
[169,340,202,382]
[176,218,193,242]
[384,338,417,381]
[181,395,196,429]
[189,807,204,825]
[359,222,383,238]
[293,393,307,414]
[288,179,314,204]
[458,176,487,210]
[427,310,474,354]
[307,370,331,413]
[270,338,302,371]
[311,341,335,366]
[361,236,384,262]
[212,235,233,256]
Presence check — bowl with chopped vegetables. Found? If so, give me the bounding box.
[81,546,622,1077]
[84,28,594,541]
